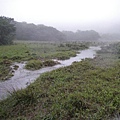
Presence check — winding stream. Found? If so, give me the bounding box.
[0,46,101,100]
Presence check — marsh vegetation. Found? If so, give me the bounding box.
[0,41,88,81]
[0,40,120,120]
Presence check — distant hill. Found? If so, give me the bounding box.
[15,21,100,41]
[15,22,66,41]
[62,30,100,41]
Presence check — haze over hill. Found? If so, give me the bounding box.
[15,22,100,41]
[0,0,120,34]
[15,22,66,41]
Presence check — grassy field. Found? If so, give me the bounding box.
[0,41,88,80]
[0,41,120,119]
[90,43,120,68]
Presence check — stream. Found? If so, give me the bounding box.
[0,46,101,100]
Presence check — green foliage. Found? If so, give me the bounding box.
[0,16,16,45]
[0,59,12,80]
[66,42,88,50]
[52,51,76,60]
[0,44,31,80]
[25,60,43,70]
[50,42,88,60]
[0,41,88,80]
[0,39,120,119]
[90,42,120,68]
[43,60,59,66]
[11,86,38,106]
[0,86,38,119]
[0,59,120,119]
[25,59,59,70]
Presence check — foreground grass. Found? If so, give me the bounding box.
[0,42,120,120]
[0,41,88,80]
[0,61,120,120]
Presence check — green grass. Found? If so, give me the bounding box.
[43,60,59,66]
[25,59,59,70]
[0,60,120,120]
[0,41,88,80]
[0,44,30,80]
[51,51,77,60]
[0,44,30,61]
[0,42,120,119]
[89,42,120,68]
[25,60,43,70]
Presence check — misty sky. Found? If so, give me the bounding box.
[0,0,120,33]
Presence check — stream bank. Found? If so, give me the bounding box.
[0,46,101,100]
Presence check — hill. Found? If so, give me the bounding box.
[15,22,66,41]
[15,21,100,41]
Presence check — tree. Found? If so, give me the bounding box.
[0,16,16,45]
[15,22,66,41]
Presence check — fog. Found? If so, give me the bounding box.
[0,0,120,33]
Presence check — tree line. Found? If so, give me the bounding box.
[0,16,101,45]
[15,22,66,41]
[63,30,100,41]
[0,16,15,45]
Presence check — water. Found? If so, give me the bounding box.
[0,46,101,100]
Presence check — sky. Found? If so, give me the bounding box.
[0,0,120,33]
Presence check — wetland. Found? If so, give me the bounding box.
[0,41,120,120]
